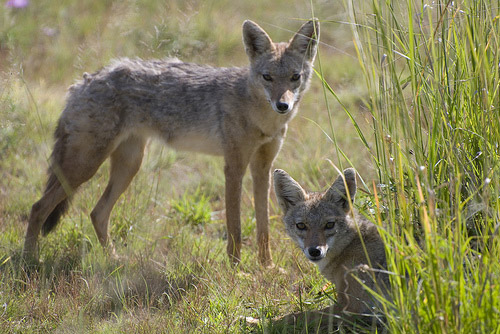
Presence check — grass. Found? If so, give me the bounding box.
[1,0,500,333]
[342,0,500,332]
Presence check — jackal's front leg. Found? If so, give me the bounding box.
[224,155,248,265]
[250,136,284,267]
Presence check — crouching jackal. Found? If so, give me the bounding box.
[23,19,319,266]
[273,168,390,322]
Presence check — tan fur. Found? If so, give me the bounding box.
[274,168,389,321]
[23,20,319,267]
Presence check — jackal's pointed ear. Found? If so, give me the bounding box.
[242,20,274,60]
[273,169,307,213]
[288,19,320,62]
[325,168,357,213]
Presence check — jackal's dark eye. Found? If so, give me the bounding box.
[262,74,273,81]
[325,221,335,230]
[296,222,307,230]
[291,73,301,81]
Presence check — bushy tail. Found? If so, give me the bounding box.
[42,197,70,236]
[41,120,72,236]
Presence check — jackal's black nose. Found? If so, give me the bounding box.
[307,247,322,258]
[276,102,289,112]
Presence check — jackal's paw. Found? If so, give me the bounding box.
[20,253,42,273]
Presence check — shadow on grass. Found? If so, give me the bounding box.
[0,247,200,319]
[243,307,386,334]
[102,259,200,313]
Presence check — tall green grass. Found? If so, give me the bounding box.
[323,0,500,332]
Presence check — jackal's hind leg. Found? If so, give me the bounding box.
[23,180,69,262]
[23,145,106,262]
[90,136,145,254]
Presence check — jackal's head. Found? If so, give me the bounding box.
[242,19,319,115]
[273,168,357,263]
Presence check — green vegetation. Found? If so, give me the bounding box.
[343,1,500,332]
[1,0,499,332]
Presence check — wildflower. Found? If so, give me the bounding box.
[5,0,29,8]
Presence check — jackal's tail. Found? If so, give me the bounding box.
[41,196,70,236]
[41,121,72,236]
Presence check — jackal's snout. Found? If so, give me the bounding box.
[276,101,289,112]
[306,245,328,261]
[272,90,295,114]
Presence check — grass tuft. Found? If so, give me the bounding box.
[320,0,500,332]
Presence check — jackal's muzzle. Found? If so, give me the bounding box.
[305,245,328,262]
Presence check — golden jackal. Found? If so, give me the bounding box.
[274,168,389,322]
[23,20,319,266]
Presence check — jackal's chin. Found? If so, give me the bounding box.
[275,109,290,115]
[307,255,325,262]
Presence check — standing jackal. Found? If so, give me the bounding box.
[23,19,319,266]
[274,168,389,321]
